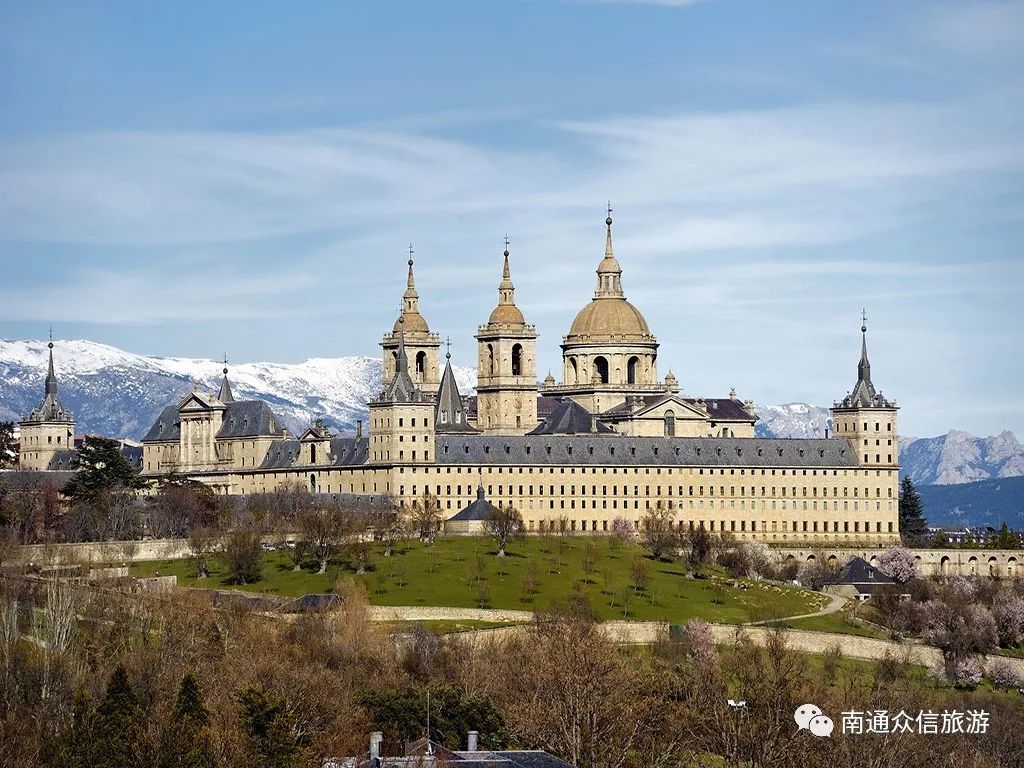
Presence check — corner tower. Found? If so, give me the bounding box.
[831,313,899,467]
[19,334,76,470]
[381,246,441,392]
[475,241,539,434]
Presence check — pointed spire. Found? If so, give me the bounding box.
[858,308,871,384]
[842,310,891,408]
[435,340,472,431]
[218,353,234,403]
[45,333,58,396]
[605,201,614,258]
[595,204,624,298]
[396,315,409,374]
[27,329,72,423]
[404,243,418,300]
[486,237,526,326]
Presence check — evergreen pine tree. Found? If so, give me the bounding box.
[0,421,16,468]
[898,476,928,547]
[159,673,217,768]
[57,686,98,768]
[62,435,149,500]
[237,687,298,768]
[94,665,141,768]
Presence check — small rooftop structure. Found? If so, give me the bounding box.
[327,732,575,768]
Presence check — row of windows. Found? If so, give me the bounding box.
[526,518,896,534]
[837,421,893,432]
[423,483,893,499]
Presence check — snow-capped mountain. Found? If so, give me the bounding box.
[2,339,1021,488]
[754,403,833,440]
[0,339,475,439]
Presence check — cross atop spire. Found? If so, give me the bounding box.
[445,336,451,360]
[48,326,54,346]
[218,352,234,403]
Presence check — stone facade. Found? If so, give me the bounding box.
[20,215,904,547]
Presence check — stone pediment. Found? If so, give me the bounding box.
[177,390,225,413]
[631,395,708,421]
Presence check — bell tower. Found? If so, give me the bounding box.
[831,312,899,467]
[381,245,441,393]
[19,332,76,471]
[475,240,539,434]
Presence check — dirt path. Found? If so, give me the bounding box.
[743,592,848,626]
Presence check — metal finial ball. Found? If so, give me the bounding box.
[606,216,613,226]
[861,325,867,333]
[408,258,414,267]
[223,367,228,375]
[48,341,54,349]
[503,249,509,257]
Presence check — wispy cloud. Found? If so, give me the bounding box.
[926,0,1024,54]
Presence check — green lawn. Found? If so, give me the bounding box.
[130,535,822,623]
[781,603,888,639]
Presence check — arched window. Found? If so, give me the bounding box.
[569,357,578,384]
[664,410,675,437]
[310,444,317,463]
[594,356,609,384]
[627,356,640,385]
[415,351,426,379]
[309,474,317,493]
[512,344,523,376]
[487,344,495,375]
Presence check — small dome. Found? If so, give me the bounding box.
[393,312,430,333]
[487,303,526,326]
[567,298,652,340]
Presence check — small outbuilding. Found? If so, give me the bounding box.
[445,486,498,535]
[827,555,894,601]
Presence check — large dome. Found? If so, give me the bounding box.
[567,298,652,340]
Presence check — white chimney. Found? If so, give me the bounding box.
[370,731,383,759]
[467,731,479,752]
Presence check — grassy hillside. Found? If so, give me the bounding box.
[131,535,824,623]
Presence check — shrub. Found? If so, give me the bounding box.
[993,593,1024,647]
[678,618,716,667]
[987,657,1023,690]
[949,656,984,689]
[876,547,919,584]
[223,529,263,585]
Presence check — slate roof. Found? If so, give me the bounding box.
[448,486,498,521]
[527,399,614,435]
[436,358,477,433]
[217,401,285,438]
[330,739,575,768]
[838,556,893,590]
[142,405,181,442]
[46,449,79,471]
[258,436,369,470]
[436,435,857,468]
[142,400,286,443]
[0,469,76,491]
[602,394,754,422]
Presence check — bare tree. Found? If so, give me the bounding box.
[300,502,349,574]
[641,502,679,561]
[188,525,219,579]
[374,497,405,556]
[409,491,441,544]
[484,505,523,557]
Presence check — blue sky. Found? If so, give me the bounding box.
[1,0,1022,438]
